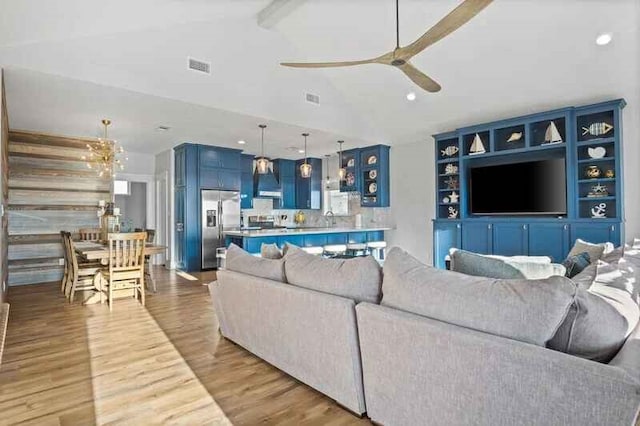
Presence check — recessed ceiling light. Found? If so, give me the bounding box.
[157,125,171,131]
[237,140,246,145]
[406,92,416,101]
[298,149,305,154]
[596,33,612,46]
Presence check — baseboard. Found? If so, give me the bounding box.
[0,303,9,366]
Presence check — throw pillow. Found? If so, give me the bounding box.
[567,239,612,263]
[449,249,566,279]
[261,243,282,259]
[225,243,286,282]
[284,245,382,303]
[562,252,591,278]
[383,247,576,347]
[570,263,597,290]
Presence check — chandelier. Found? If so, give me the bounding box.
[82,119,126,178]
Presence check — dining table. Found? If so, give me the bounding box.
[74,241,168,304]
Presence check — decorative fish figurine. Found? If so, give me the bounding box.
[582,122,613,137]
[441,145,459,157]
[506,132,523,143]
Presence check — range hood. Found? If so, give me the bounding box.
[253,164,282,198]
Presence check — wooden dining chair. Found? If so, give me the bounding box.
[79,228,102,242]
[103,232,147,311]
[60,231,71,293]
[63,232,102,303]
[135,228,157,292]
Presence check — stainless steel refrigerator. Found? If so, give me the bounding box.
[201,190,240,269]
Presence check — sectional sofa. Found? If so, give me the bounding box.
[210,243,640,426]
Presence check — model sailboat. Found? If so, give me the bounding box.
[544,121,563,144]
[469,133,486,155]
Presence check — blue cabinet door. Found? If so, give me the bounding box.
[295,158,322,210]
[304,234,328,247]
[278,235,304,248]
[280,176,296,209]
[348,232,367,244]
[244,236,279,253]
[199,167,219,189]
[570,223,620,248]
[366,231,384,242]
[174,187,186,269]
[174,147,186,187]
[433,222,461,269]
[529,223,569,262]
[218,170,241,191]
[326,233,348,245]
[199,146,240,169]
[492,223,528,256]
[240,172,253,209]
[461,222,492,254]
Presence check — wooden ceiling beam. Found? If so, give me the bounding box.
[257,0,306,29]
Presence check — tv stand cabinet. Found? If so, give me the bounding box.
[433,99,626,268]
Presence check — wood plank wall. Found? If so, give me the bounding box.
[7,130,111,285]
[1,71,8,300]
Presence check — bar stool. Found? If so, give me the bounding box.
[367,241,387,261]
[346,243,368,257]
[302,246,324,256]
[323,244,347,257]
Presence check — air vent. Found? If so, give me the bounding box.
[305,93,320,105]
[188,57,211,74]
[157,125,171,131]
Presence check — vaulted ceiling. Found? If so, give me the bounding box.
[1,0,638,158]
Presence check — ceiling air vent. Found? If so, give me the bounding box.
[188,57,211,74]
[305,93,320,105]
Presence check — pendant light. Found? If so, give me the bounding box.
[300,132,312,178]
[256,124,269,174]
[337,140,347,181]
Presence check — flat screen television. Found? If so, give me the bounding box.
[469,158,567,216]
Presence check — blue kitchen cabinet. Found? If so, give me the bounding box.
[175,147,186,187]
[174,186,186,270]
[433,221,461,269]
[492,223,528,256]
[295,158,322,210]
[303,234,328,247]
[273,159,296,209]
[366,231,384,242]
[240,154,254,209]
[326,233,348,245]
[571,222,620,248]
[174,143,201,271]
[340,148,361,193]
[347,232,367,244]
[199,145,241,170]
[244,236,279,253]
[461,222,492,254]
[528,223,570,262]
[199,167,240,190]
[360,145,390,207]
[279,235,305,248]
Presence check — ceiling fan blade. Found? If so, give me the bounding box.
[397,62,441,92]
[399,0,493,59]
[281,58,379,68]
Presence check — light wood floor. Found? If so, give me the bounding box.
[0,267,370,425]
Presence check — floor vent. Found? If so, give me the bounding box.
[305,93,320,105]
[0,303,9,367]
[188,58,211,74]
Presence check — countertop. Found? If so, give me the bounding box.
[223,226,393,238]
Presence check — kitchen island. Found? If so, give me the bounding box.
[224,227,391,253]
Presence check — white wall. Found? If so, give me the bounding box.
[155,149,173,268]
[123,151,156,176]
[389,100,640,266]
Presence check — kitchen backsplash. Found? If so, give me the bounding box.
[241,194,392,228]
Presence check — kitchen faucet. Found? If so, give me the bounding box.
[325,210,335,227]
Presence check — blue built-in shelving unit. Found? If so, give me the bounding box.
[432,99,626,268]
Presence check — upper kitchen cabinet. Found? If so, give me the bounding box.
[273,159,296,209]
[295,158,322,210]
[198,146,242,190]
[340,148,361,193]
[198,145,241,170]
[240,154,254,209]
[360,145,390,207]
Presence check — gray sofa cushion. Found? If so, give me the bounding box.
[382,247,576,346]
[260,243,283,259]
[284,245,382,303]
[567,238,613,262]
[450,248,566,279]
[570,263,597,290]
[225,243,286,282]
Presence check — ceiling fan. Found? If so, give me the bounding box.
[281,0,493,93]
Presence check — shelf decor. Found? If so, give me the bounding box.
[544,121,563,144]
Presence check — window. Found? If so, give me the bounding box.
[113,180,130,195]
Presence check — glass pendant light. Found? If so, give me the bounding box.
[256,124,269,174]
[337,140,347,181]
[300,132,312,178]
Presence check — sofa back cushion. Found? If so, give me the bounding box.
[382,247,576,346]
[284,246,382,303]
[450,249,566,279]
[549,255,640,362]
[225,243,286,282]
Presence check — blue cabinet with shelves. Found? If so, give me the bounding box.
[340,148,361,193]
[433,221,461,269]
[295,158,322,210]
[339,145,390,208]
[432,99,626,267]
